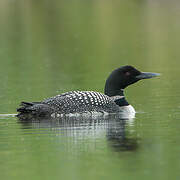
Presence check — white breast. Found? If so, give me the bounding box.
[119,105,136,119]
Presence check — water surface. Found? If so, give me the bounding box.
[0,0,180,180]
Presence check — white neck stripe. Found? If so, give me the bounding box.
[110,95,124,101]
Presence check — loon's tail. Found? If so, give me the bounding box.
[17,102,51,118]
[17,102,38,113]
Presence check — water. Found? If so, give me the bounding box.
[0,0,180,179]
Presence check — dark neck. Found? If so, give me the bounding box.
[104,75,130,106]
[104,89,129,107]
[104,89,125,97]
[114,97,129,107]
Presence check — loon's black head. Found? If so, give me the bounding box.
[104,65,160,96]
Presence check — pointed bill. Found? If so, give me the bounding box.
[136,72,160,80]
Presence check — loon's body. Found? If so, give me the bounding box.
[17,66,159,118]
[19,91,122,117]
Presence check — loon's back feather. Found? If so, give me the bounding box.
[17,91,120,117]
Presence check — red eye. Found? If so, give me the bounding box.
[125,72,131,76]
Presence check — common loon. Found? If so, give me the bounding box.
[17,66,159,118]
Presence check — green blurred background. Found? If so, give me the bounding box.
[0,0,180,180]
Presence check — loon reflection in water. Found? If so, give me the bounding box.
[18,114,138,152]
[17,65,159,119]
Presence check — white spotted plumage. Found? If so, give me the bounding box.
[42,91,120,114]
